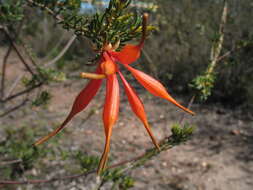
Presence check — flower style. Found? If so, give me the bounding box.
[34,14,194,174]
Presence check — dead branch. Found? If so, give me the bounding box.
[0,45,12,99]
[1,27,35,76]
[45,35,77,66]
[0,98,29,117]
[2,82,43,103]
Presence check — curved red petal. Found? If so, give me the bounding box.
[110,44,141,65]
[98,74,120,174]
[103,74,120,129]
[34,68,102,146]
[118,71,160,150]
[97,126,112,175]
[124,64,195,115]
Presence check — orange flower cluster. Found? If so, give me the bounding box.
[34,14,194,174]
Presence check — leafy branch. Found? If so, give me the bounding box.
[26,0,155,50]
[191,0,228,101]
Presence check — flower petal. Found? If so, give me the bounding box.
[34,68,102,146]
[118,71,160,150]
[124,64,195,115]
[110,44,141,65]
[98,74,120,174]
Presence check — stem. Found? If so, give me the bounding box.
[2,27,35,76]
[0,170,94,185]
[179,95,196,125]
[2,82,43,103]
[45,35,77,66]
[0,159,22,166]
[0,45,12,99]
[26,0,63,22]
[208,0,228,74]
[0,99,29,118]
[0,21,24,99]
[216,40,252,63]
[19,40,38,68]
[5,74,25,99]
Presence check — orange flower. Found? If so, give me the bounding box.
[34,14,194,174]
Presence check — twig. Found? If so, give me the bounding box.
[0,159,22,166]
[142,48,158,78]
[5,74,25,98]
[42,30,68,61]
[26,0,63,22]
[207,0,228,74]
[45,35,77,66]
[0,170,94,185]
[216,48,234,63]
[2,82,43,103]
[1,27,35,76]
[18,40,38,68]
[0,45,12,99]
[0,98,29,117]
[216,40,253,63]
[179,95,196,124]
[0,21,24,99]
